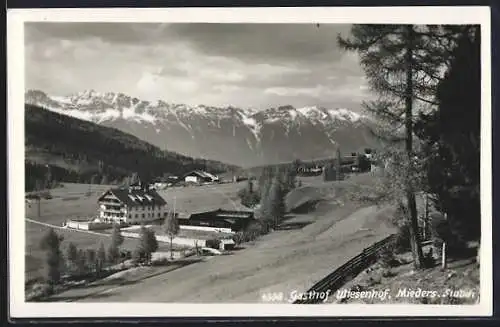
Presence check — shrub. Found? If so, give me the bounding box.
[382,269,397,278]
[236,220,269,243]
[394,224,411,253]
[430,213,468,259]
[232,232,244,245]
[378,247,401,268]
[152,258,169,266]
[422,248,436,268]
[237,180,261,208]
[29,282,54,300]
[206,239,221,249]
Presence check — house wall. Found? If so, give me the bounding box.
[185,175,199,183]
[66,220,111,231]
[99,192,127,223]
[180,225,234,234]
[120,231,207,247]
[126,204,168,224]
[99,192,168,225]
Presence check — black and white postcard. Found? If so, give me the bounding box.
[7,6,493,319]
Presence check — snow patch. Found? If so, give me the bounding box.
[328,108,362,122]
[50,96,73,105]
[96,109,121,123]
[246,138,254,151]
[44,107,94,122]
[297,106,319,116]
[239,111,261,144]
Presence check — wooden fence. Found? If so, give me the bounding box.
[293,233,397,304]
[293,234,435,304]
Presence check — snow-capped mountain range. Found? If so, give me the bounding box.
[25,89,379,167]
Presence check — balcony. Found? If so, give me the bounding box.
[101,208,126,214]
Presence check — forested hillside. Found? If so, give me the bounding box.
[25,104,237,191]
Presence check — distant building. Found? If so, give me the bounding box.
[183,170,220,184]
[97,187,168,225]
[152,175,179,189]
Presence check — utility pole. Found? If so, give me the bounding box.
[37,196,41,218]
[441,213,448,269]
[336,148,342,181]
[45,164,51,190]
[423,194,429,240]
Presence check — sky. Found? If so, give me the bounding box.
[25,23,373,111]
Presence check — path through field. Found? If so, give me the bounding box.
[51,188,396,303]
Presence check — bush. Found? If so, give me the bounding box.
[235,220,269,244]
[382,269,397,278]
[394,224,411,253]
[120,250,132,260]
[422,248,436,268]
[232,232,244,245]
[206,239,221,249]
[152,258,169,266]
[430,213,468,259]
[28,282,54,300]
[378,247,401,268]
[237,181,261,208]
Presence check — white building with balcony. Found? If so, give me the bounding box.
[97,187,168,225]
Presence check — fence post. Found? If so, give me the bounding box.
[441,242,447,269]
[423,194,429,240]
[37,197,41,218]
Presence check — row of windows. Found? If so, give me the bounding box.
[103,213,125,218]
[131,205,164,212]
[128,212,167,219]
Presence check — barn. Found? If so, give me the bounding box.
[182,170,220,184]
[176,209,254,233]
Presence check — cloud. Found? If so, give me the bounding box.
[25,22,373,110]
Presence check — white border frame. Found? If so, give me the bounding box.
[7,6,492,318]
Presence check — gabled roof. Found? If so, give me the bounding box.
[183,170,219,180]
[98,188,167,207]
[180,209,254,221]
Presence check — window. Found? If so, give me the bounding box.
[129,214,132,218]
[135,214,138,218]
[142,214,145,218]
[158,213,161,218]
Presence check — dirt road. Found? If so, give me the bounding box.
[53,198,396,303]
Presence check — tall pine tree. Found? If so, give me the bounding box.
[337,25,467,267]
[415,27,481,241]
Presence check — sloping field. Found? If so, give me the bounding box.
[25,221,188,282]
[157,182,249,213]
[25,181,248,282]
[25,221,139,282]
[51,174,399,303]
[66,204,395,303]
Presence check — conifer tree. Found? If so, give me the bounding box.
[108,224,124,264]
[268,177,286,228]
[415,27,481,241]
[65,242,78,274]
[164,211,180,260]
[40,229,64,286]
[338,24,475,268]
[97,242,107,273]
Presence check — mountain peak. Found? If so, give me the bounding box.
[24,88,377,166]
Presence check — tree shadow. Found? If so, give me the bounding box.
[289,200,321,214]
[276,221,314,231]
